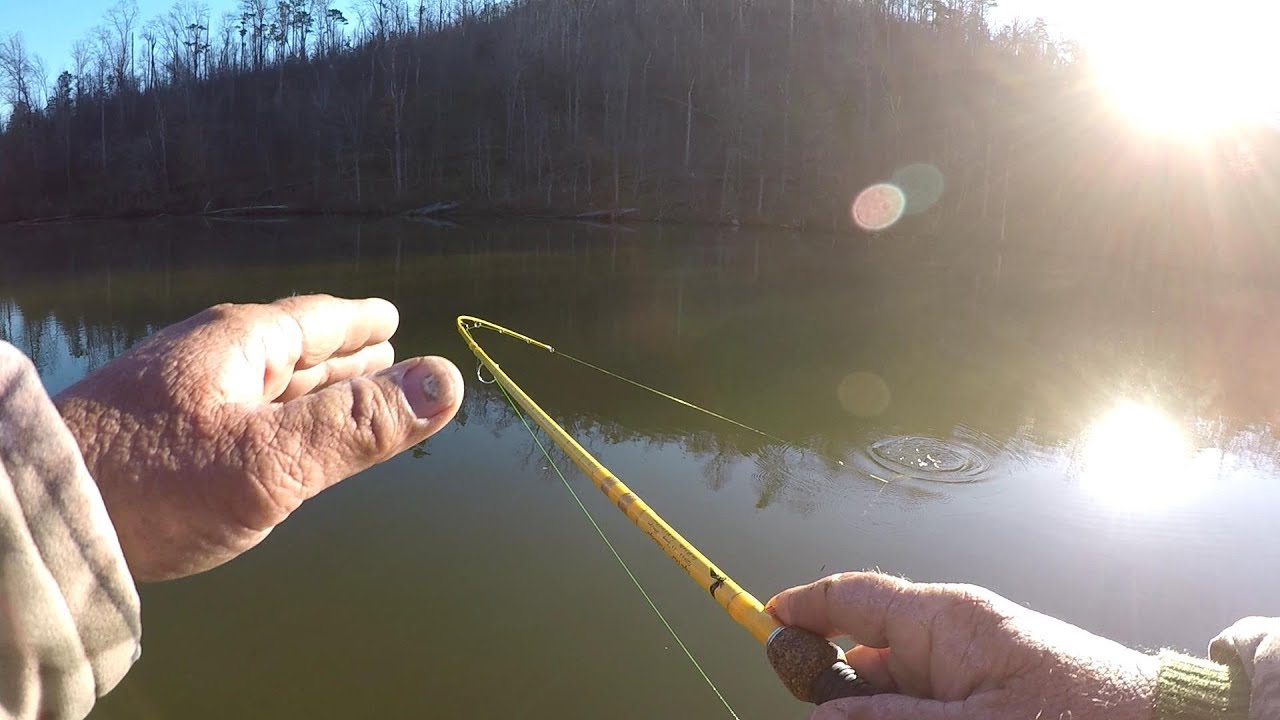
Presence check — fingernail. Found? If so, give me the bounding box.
[402,358,462,419]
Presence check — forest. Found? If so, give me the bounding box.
[1,0,1278,258]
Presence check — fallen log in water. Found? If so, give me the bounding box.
[199,205,291,217]
[572,208,639,222]
[403,201,460,217]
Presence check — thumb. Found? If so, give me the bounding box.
[812,694,958,720]
[267,355,464,499]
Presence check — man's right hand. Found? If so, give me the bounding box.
[767,572,1157,720]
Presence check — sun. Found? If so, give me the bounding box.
[1087,0,1280,139]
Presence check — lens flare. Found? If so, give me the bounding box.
[852,184,906,231]
[837,371,891,417]
[892,163,946,216]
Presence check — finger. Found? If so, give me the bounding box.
[275,293,399,363]
[843,645,897,692]
[256,295,399,401]
[273,294,399,367]
[258,355,464,505]
[275,341,396,402]
[765,572,912,646]
[811,695,959,720]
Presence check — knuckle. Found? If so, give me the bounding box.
[189,302,259,340]
[202,302,243,321]
[348,376,404,458]
[274,292,334,310]
[938,582,999,606]
[818,572,846,595]
[925,583,1004,628]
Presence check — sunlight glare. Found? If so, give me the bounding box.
[1090,1,1280,138]
[1078,402,1213,511]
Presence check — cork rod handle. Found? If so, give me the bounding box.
[766,626,879,705]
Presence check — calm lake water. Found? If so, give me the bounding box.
[4,218,1280,719]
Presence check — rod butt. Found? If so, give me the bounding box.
[766,626,878,704]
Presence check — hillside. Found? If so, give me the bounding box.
[1,0,1277,261]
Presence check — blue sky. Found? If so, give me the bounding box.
[1,1,358,79]
[5,0,1073,80]
[3,0,216,76]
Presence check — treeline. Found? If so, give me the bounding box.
[1,0,1278,250]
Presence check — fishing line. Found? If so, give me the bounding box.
[495,380,744,720]
[458,315,876,706]
[554,350,818,457]
[460,319,875,478]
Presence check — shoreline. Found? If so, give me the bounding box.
[0,200,936,237]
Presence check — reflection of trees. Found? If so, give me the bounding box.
[448,382,950,512]
[0,299,156,376]
[686,432,734,492]
[487,385,826,509]
[8,220,1280,506]
[435,376,821,509]
[749,445,794,510]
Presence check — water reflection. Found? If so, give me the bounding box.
[0,300,160,395]
[6,219,1280,502]
[4,219,1280,719]
[1077,401,1219,511]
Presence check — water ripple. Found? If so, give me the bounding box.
[864,430,998,484]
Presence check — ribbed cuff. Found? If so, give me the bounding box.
[1155,650,1250,720]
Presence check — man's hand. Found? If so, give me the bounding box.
[767,572,1157,720]
[56,295,463,582]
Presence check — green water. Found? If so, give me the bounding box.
[3,218,1280,719]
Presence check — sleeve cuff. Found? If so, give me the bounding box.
[0,344,141,715]
[1155,650,1250,720]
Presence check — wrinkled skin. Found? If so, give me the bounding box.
[768,572,1157,720]
[56,295,464,582]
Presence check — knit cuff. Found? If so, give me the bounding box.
[1155,650,1250,720]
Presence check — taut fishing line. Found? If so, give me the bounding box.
[459,318,875,479]
[496,380,743,719]
[456,315,877,711]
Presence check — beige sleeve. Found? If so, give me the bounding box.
[1210,616,1280,719]
[0,343,141,720]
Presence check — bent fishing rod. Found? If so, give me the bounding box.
[456,315,876,706]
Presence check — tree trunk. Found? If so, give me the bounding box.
[684,78,694,173]
[355,149,362,203]
[100,100,108,172]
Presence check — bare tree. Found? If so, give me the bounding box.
[70,39,92,99]
[358,0,391,40]
[106,0,140,93]
[0,34,44,113]
[240,0,269,70]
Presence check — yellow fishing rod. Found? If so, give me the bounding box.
[456,315,875,706]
